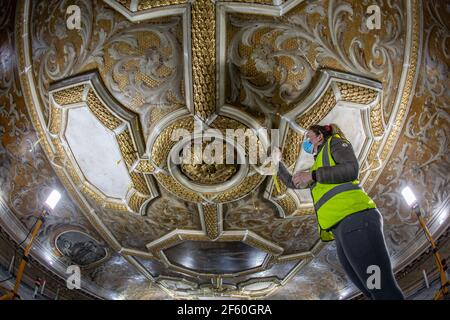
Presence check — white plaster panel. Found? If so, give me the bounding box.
[65,107,132,199]
[320,106,366,157]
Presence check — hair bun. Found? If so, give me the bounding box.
[324,124,332,132]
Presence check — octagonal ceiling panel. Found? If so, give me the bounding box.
[65,106,132,199]
[163,241,268,275]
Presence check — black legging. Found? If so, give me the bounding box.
[330,208,405,300]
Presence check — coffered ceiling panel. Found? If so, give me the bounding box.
[163,241,269,275]
[65,107,132,199]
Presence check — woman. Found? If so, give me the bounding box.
[273,124,404,300]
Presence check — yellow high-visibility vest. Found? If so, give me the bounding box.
[310,134,377,241]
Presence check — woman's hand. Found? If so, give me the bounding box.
[292,171,313,187]
[254,147,282,176]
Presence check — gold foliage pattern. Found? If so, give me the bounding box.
[137,0,187,11]
[282,128,302,168]
[203,204,220,239]
[274,194,297,216]
[295,88,336,128]
[86,90,122,130]
[155,173,204,203]
[370,102,385,137]
[215,174,264,203]
[130,172,150,195]
[337,83,378,105]
[151,117,194,166]
[48,105,61,135]
[128,192,148,213]
[117,129,138,167]
[192,0,216,120]
[52,85,85,106]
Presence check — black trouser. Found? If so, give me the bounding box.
[330,208,405,300]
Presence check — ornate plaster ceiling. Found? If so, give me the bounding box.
[0,0,448,299]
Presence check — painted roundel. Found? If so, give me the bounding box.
[55,231,108,268]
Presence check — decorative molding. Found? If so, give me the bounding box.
[48,71,159,215]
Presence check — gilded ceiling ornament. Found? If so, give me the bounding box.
[13,0,422,299]
[47,72,157,215]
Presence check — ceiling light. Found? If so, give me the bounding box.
[401,186,417,208]
[45,190,61,210]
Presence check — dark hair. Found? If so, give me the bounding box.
[308,123,347,140]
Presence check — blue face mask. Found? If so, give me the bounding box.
[302,139,314,154]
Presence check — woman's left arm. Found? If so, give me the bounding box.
[313,138,359,184]
[278,161,300,189]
